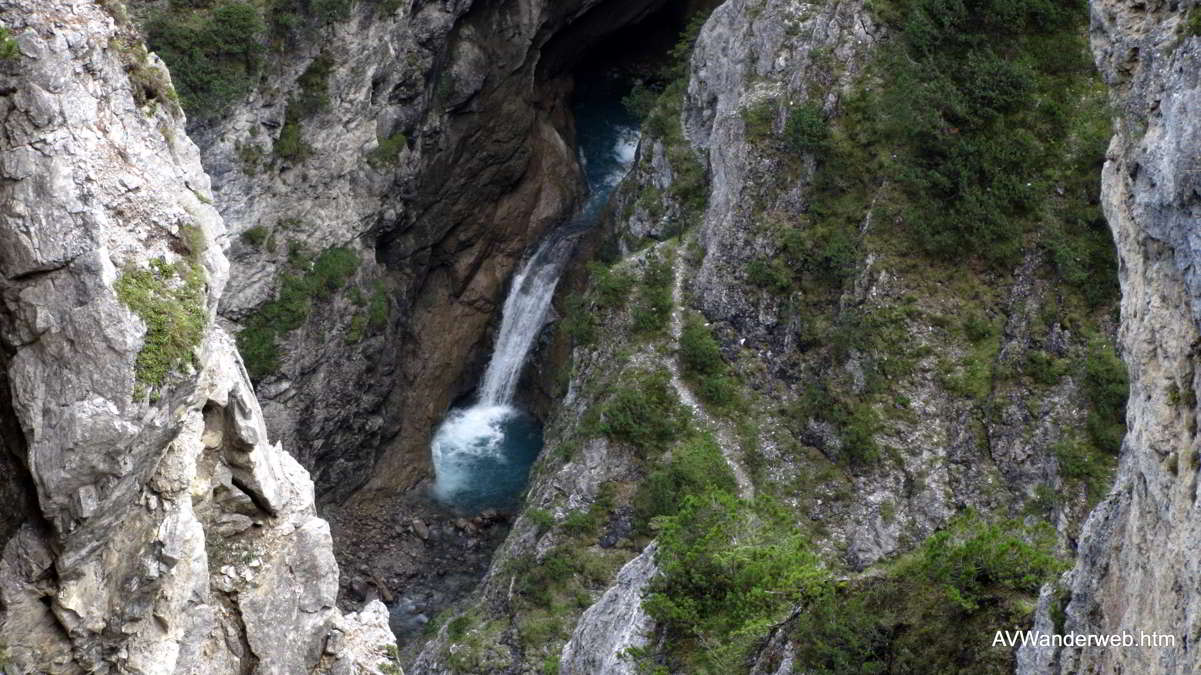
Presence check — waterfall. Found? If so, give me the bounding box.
[476,232,575,405]
[477,124,640,406]
[431,95,640,511]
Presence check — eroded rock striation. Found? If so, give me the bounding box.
[0,2,395,671]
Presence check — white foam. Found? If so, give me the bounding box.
[431,404,515,501]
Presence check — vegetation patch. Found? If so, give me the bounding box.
[679,312,739,409]
[633,432,736,530]
[599,368,690,455]
[644,497,1064,673]
[115,257,208,398]
[560,262,636,346]
[1188,7,1201,37]
[236,245,359,379]
[631,251,674,334]
[368,131,408,167]
[146,2,264,119]
[646,491,827,670]
[785,103,830,154]
[269,0,353,42]
[790,512,1063,674]
[1081,334,1128,454]
[346,280,391,343]
[0,27,20,60]
[240,225,269,248]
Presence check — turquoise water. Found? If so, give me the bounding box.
[430,405,543,513]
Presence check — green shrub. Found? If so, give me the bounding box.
[1082,335,1128,454]
[368,131,407,167]
[562,294,596,346]
[115,258,208,396]
[679,312,741,409]
[634,433,736,527]
[273,118,311,161]
[1188,7,1201,37]
[742,100,777,144]
[588,262,635,308]
[961,313,997,343]
[791,385,881,466]
[816,0,1099,265]
[632,252,673,334]
[241,225,269,248]
[269,0,353,42]
[377,0,404,14]
[622,82,659,121]
[646,491,826,668]
[527,508,554,534]
[775,219,858,288]
[447,614,473,640]
[784,104,829,154]
[792,513,1064,674]
[561,510,597,538]
[367,281,391,331]
[1024,349,1069,386]
[599,369,690,454]
[679,313,723,376]
[510,547,581,608]
[290,52,334,119]
[746,258,792,293]
[236,246,359,379]
[916,512,1062,611]
[840,404,881,465]
[310,246,359,297]
[270,53,335,161]
[0,27,19,60]
[146,2,265,119]
[1054,436,1115,504]
[345,313,367,344]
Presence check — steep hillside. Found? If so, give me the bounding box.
[409,0,1132,671]
[14,0,1198,672]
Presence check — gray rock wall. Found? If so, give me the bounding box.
[0,2,395,671]
[1022,2,1201,673]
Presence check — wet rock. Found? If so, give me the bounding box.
[412,519,429,541]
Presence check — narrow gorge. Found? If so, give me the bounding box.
[1,0,1199,673]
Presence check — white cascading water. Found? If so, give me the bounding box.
[430,117,640,511]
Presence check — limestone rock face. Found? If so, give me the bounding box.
[558,542,658,675]
[1020,3,1201,673]
[0,2,395,672]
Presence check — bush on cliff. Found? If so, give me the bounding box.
[146,2,265,119]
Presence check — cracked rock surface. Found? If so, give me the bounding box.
[0,1,396,672]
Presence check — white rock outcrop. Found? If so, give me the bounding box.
[0,1,396,672]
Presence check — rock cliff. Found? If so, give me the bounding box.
[0,2,395,672]
[1021,2,1201,673]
